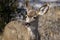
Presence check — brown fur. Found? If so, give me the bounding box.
[2,21,32,40]
[27,10,37,17]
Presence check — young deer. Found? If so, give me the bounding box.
[24,1,50,40]
[25,3,49,23]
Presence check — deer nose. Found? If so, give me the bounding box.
[25,22,30,26]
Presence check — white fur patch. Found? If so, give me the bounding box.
[26,16,30,23]
[27,27,35,38]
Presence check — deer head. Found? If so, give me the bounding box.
[25,3,49,23]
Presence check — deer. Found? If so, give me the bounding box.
[24,1,50,40]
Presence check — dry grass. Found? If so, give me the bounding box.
[38,7,60,40]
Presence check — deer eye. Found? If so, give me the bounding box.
[33,17,37,19]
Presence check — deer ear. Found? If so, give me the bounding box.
[37,6,49,15]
